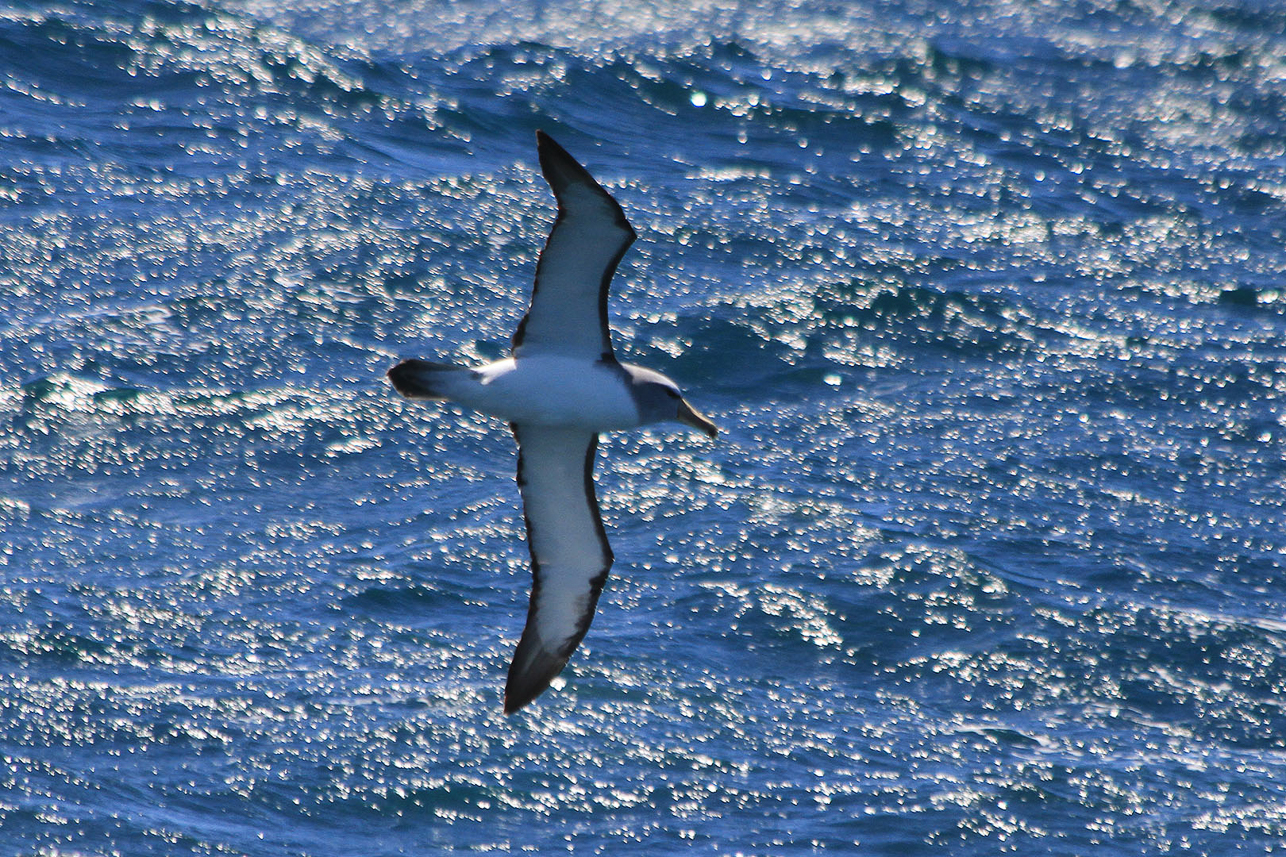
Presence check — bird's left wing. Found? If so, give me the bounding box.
[511,131,636,363]
[505,424,614,713]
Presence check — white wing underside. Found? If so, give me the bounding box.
[505,424,613,712]
[511,132,636,362]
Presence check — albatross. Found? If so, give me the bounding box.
[388,131,717,713]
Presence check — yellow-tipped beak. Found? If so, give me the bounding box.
[677,399,718,439]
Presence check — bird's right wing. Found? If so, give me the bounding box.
[505,423,614,713]
[510,131,636,363]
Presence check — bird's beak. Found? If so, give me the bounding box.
[677,399,718,439]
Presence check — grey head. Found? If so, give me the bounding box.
[621,363,718,438]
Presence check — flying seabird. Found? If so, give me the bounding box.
[388,131,717,714]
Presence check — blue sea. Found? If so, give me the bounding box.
[3,0,1286,853]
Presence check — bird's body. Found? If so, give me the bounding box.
[389,131,715,713]
[391,355,669,432]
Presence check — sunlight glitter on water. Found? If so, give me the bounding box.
[3,0,1286,852]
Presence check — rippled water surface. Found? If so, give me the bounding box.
[3,0,1286,853]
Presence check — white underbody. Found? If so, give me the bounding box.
[446,356,647,431]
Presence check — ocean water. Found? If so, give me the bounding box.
[3,0,1286,853]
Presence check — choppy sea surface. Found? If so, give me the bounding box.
[3,0,1286,853]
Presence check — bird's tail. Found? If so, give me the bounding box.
[387,359,465,400]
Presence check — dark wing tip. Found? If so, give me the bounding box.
[534,132,635,240]
[535,129,598,198]
[503,636,570,714]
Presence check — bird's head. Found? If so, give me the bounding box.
[622,364,717,438]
